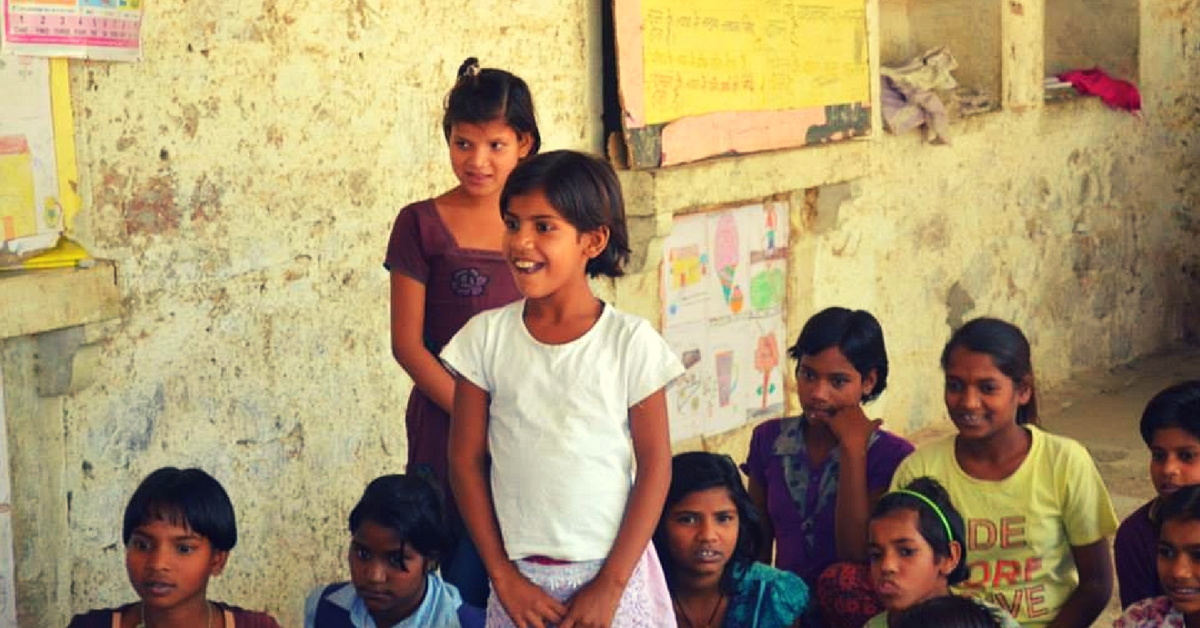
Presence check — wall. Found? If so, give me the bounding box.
[8,0,1197,626]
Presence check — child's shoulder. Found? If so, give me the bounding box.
[1028,426,1096,465]
[872,427,915,453]
[1117,498,1157,538]
[215,601,284,628]
[67,604,134,628]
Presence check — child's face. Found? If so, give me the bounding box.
[348,520,430,626]
[662,486,740,585]
[795,346,876,426]
[943,348,1031,442]
[124,518,227,612]
[447,119,532,199]
[869,510,957,612]
[503,190,607,302]
[1150,428,1200,498]
[1158,519,1200,616]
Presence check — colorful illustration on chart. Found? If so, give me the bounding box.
[765,205,778,251]
[668,244,706,290]
[660,203,790,439]
[754,332,780,409]
[715,349,736,407]
[713,214,743,314]
[750,265,785,311]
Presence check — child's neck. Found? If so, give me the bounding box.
[672,570,723,601]
[137,599,212,628]
[522,287,602,345]
[955,423,1032,480]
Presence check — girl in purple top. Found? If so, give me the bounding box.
[1115,380,1200,608]
[743,307,913,628]
[385,56,540,607]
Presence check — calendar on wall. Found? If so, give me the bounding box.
[2,0,144,61]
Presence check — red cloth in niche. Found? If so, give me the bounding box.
[1058,67,1141,113]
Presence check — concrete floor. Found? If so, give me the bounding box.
[910,343,1200,626]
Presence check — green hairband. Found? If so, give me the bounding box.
[888,489,954,542]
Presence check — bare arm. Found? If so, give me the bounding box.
[390,273,456,413]
[747,476,775,564]
[1045,539,1113,628]
[561,388,673,628]
[448,376,564,627]
[831,411,883,562]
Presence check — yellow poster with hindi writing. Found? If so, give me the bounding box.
[639,0,869,126]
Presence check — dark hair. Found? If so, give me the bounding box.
[348,474,454,569]
[122,467,237,552]
[871,477,969,585]
[1157,483,1200,535]
[442,57,541,156]
[940,317,1039,426]
[500,150,631,278]
[893,595,1002,628]
[653,452,764,596]
[1139,380,1200,446]
[788,307,889,402]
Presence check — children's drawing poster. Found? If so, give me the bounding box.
[0,56,78,261]
[1,0,144,61]
[662,202,788,440]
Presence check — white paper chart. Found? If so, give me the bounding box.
[661,202,789,440]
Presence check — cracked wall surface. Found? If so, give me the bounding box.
[9,0,1196,626]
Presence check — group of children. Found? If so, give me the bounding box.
[64,57,1200,628]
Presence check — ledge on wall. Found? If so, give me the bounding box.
[616,139,872,274]
[0,262,120,340]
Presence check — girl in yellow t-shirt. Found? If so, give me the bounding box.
[892,318,1117,628]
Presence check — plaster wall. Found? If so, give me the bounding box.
[7,0,1197,626]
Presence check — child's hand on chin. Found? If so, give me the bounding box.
[494,570,567,628]
[828,404,881,452]
[561,574,623,628]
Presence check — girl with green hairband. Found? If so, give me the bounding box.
[865,477,1020,628]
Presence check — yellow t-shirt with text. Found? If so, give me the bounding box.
[891,426,1117,628]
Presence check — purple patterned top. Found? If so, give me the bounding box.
[384,199,521,513]
[385,199,521,354]
[743,416,913,584]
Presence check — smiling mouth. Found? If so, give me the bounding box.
[695,548,724,562]
[512,260,543,273]
[1168,585,1200,599]
[953,414,987,427]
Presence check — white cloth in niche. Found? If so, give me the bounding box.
[441,300,684,563]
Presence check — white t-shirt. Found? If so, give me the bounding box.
[441,300,684,562]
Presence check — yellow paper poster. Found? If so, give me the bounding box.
[640,0,869,125]
[0,136,36,240]
[0,55,75,259]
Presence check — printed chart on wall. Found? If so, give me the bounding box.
[662,202,788,441]
[1,0,144,60]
